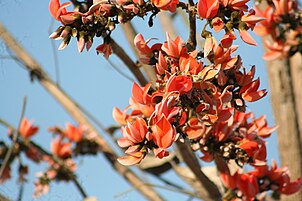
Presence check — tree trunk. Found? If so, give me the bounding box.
[265,56,302,200]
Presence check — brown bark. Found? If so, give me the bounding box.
[0,22,164,201]
[265,57,302,200]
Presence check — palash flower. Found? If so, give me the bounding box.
[152,0,179,12]
[151,115,176,158]
[197,0,219,19]
[161,33,186,59]
[166,74,193,94]
[132,82,152,105]
[239,78,267,102]
[117,117,148,148]
[49,0,79,25]
[96,43,113,59]
[51,138,72,158]
[19,118,39,138]
[64,123,84,142]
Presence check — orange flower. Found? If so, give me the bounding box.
[239,29,257,46]
[64,123,83,142]
[212,17,225,32]
[117,118,148,148]
[197,0,219,19]
[51,138,72,158]
[117,151,145,166]
[49,0,78,25]
[151,115,175,150]
[152,0,179,12]
[185,118,206,140]
[132,82,152,105]
[162,34,186,58]
[96,43,112,59]
[240,78,267,102]
[112,107,128,125]
[166,74,192,94]
[19,118,39,138]
[241,9,265,30]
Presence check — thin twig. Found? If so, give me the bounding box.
[107,58,135,83]
[187,0,197,50]
[110,39,148,86]
[115,182,199,199]
[48,19,60,86]
[177,9,204,49]
[0,97,26,178]
[0,22,164,201]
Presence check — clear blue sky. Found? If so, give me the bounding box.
[0,0,278,200]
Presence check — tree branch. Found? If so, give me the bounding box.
[0,22,164,201]
[176,141,221,201]
[110,39,148,86]
[0,97,26,179]
[187,0,197,50]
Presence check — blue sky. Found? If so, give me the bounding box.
[0,0,278,200]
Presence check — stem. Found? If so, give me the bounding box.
[187,0,197,51]
[0,22,164,201]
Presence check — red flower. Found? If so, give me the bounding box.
[240,78,267,102]
[237,173,259,198]
[49,0,78,25]
[64,123,84,142]
[117,118,148,148]
[96,43,112,59]
[166,74,192,94]
[51,138,72,158]
[197,0,219,19]
[19,118,39,138]
[151,115,175,157]
[162,34,186,58]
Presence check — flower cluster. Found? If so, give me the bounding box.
[220,160,302,200]
[48,0,264,56]
[48,0,180,54]
[0,119,97,198]
[112,33,302,198]
[197,0,265,46]
[254,0,302,60]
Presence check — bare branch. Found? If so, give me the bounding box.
[0,97,26,178]
[187,0,197,50]
[176,141,221,201]
[110,39,148,86]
